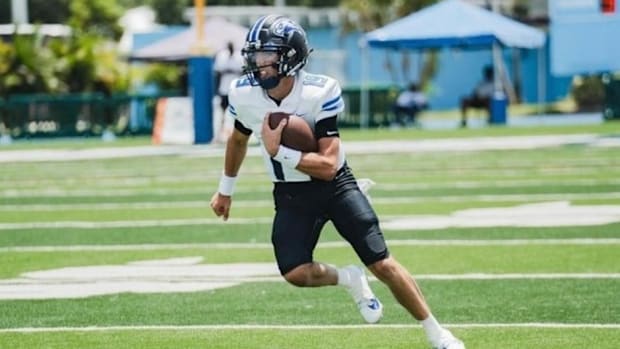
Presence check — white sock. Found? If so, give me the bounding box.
[421,314,444,344]
[336,267,351,287]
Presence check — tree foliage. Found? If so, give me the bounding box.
[68,0,123,39]
[0,0,442,95]
[340,0,439,89]
[0,0,127,95]
[149,0,191,25]
[340,0,435,32]
[0,35,58,95]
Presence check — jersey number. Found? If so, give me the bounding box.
[303,75,327,88]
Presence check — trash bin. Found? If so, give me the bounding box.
[489,91,507,125]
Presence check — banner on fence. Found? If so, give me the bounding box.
[152,97,194,145]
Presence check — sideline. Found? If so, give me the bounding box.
[2,323,619,333]
[1,134,618,163]
[2,238,620,253]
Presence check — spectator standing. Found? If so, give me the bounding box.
[213,42,243,142]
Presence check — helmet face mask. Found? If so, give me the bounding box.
[242,50,280,76]
[242,15,312,89]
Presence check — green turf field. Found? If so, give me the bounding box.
[1,123,619,348]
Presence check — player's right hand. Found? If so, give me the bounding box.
[210,192,232,221]
[261,114,287,157]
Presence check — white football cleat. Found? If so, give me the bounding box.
[432,329,465,349]
[342,265,383,323]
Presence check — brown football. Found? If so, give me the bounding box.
[268,112,318,152]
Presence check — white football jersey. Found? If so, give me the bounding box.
[227,70,346,182]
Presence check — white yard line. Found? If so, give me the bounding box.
[2,175,619,191]
[0,200,271,211]
[3,185,620,200]
[2,191,620,211]
[373,192,620,203]
[1,323,619,333]
[0,218,274,230]
[2,238,620,252]
[0,134,613,163]
[412,273,620,280]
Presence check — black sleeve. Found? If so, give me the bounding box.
[315,115,339,139]
[234,119,253,135]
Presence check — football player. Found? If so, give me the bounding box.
[210,15,465,349]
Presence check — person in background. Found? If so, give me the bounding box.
[392,82,428,128]
[209,15,465,349]
[460,65,494,128]
[213,41,243,142]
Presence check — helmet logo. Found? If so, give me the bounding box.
[273,19,297,37]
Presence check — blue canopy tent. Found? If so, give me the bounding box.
[359,0,546,127]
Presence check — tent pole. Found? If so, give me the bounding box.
[360,42,370,129]
[492,42,502,94]
[537,46,546,115]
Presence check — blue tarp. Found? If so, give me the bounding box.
[363,0,545,50]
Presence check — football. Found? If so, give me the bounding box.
[268,112,318,152]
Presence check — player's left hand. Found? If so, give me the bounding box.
[210,192,232,221]
[261,114,287,157]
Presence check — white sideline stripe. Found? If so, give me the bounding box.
[5,205,620,230]
[3,177,620,194]
[1,323,619,333]
[3,189,620,201]
[0,274,617,285]
[374,192,620,204]
[0,218,274,230]
[0,134,611,163]
[412,273,620,280]
[4,191,620,211]
[3,238,620,252]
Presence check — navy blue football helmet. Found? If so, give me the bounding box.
[241,15,312,89]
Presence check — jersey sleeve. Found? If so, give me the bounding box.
[226,78,253,133]
[316,79,344,122]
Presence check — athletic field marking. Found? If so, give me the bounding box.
[3,191,620,211]
[0,217,274,230]
[3,175,620,194]
[3,238,620,253]
[1,256,618,300]
[0,200,272,211]
[0,187,265,198]
[3,185,620,199]
[382,201,620,229]
[4,201,620,230]
[1,323,619,333]
[374,192,620,204]
[0,134,612,163]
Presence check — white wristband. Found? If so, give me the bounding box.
[218,173,237,196]
[273,145,302,168]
